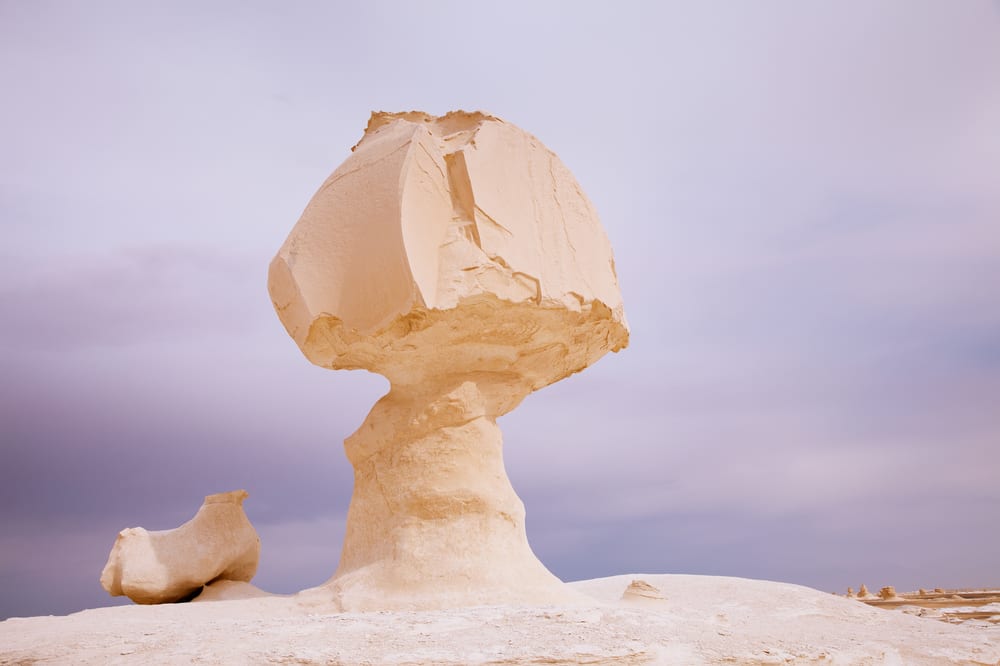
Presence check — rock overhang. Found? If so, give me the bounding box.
[269,109,628,387]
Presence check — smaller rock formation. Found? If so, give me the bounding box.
[621,579,666,604]
[857,584,871,598]
[846,587,855,598]
[100,490,260,604]
[879,586,897,600]
[919,588,928,595]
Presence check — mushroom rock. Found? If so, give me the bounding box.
[100,490,260,604]
[269,110,629,610]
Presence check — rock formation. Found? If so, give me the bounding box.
[100,490,260,604]
[269,110,628,610]
[858,584,871,599]
[621,579,667,604]
[879,586,898,600]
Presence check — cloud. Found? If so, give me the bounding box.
[0,245,268,349]
[253,517,346,593]
[0,523,134,619]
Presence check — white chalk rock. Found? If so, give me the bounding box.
[269,110,628,369]
[100,490,260,604]
[269,111,628,610]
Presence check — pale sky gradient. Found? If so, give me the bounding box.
[2,1,999,619]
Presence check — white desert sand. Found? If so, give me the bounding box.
[1,574,997,664]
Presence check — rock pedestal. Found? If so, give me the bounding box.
[331,379,568,608]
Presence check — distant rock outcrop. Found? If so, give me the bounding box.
[621,579,666,604]
[100,490,260,604]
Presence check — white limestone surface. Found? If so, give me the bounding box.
[2,574,997,664]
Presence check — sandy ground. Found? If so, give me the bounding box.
[2,574,998,665]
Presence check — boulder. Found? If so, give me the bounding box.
[100,490,260,604]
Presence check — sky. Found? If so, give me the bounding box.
[1,1,998,619]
